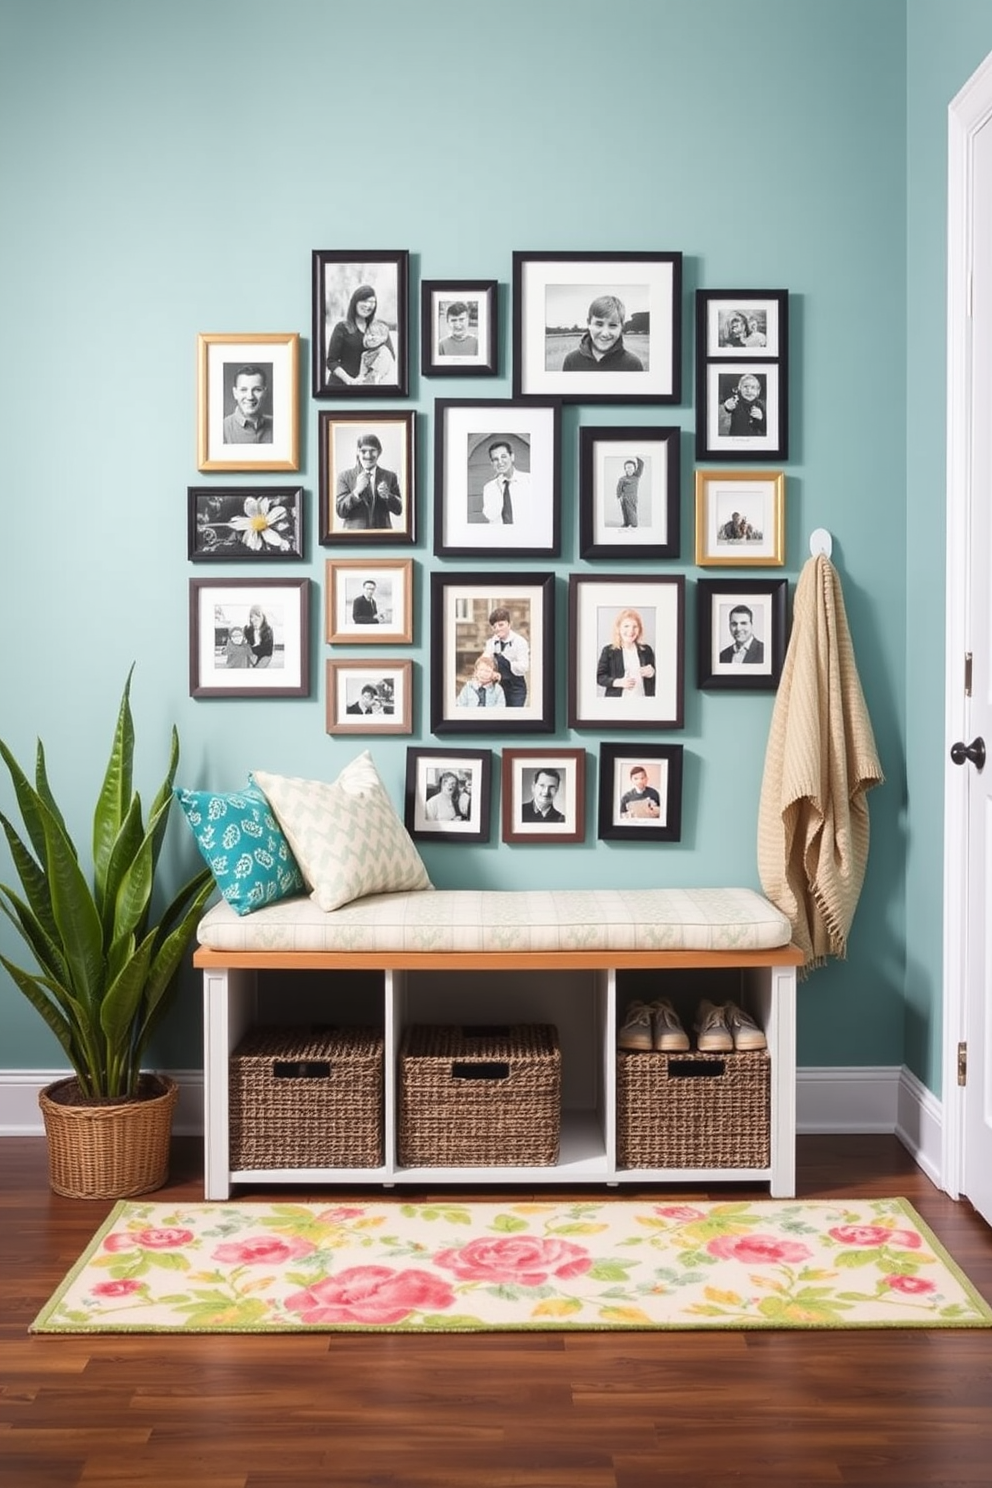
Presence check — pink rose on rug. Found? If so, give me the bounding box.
[884,1274,936,1295]
[284,1266,455,1325]
[104,1227,193,1253]
[316,1207,366,1224]
[212,1235,316,1266]
[654,1205,705,1221]
[433,1235,592,1287]
[91,1279,143,1298]
[706,1234,813,1265]
[829,1224,922,1250]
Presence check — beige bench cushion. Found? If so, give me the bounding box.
[195,886,791,955]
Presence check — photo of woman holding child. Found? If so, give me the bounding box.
[312,251,408,397]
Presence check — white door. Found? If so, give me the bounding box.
[944,54,992,1227]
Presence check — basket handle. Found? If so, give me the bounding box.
[450,1061,510,1081]
[669,1059,726,1079]
[272,1060,333,1079]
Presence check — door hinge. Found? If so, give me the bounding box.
[965,652,973,697]
[958,1041,968,1086]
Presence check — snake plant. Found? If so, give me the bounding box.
[0,670,214,1099]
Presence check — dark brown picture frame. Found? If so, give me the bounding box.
[501,748,586,845]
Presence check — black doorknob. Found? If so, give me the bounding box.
[950,737,986,770]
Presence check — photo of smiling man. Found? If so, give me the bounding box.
[222,363,273,444]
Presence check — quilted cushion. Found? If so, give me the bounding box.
[174,783,305,916]
[253,752,432,912]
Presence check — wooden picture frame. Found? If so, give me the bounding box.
[696,577,789,690]
[579,426,681,559]
[430,571,555,735]
[433,398,561,557]
[694,470,785,566]
[188,577,310,698]
[196,332,299,472]
[568,574,685,730]
[404,747,492,843]
[187,486,304,561]
[311,249,409,398]
[597,743,684,842]
[325,659,413,735]
[317,410,416,545]
[421,279,498,376]
[501,748,585,845]
[513,250,682,403]
[325,558,414,645]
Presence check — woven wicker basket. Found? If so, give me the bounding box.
[39,1074,178,1199]
[616,1050,770,1169]
[230,1025,383,1169]
[398,1023,561,1167]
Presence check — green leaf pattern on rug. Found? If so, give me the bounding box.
[31,1197,992,1334]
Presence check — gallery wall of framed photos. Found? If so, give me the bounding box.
[188,248,793,849]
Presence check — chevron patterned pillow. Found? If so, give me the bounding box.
[252,753,432,912]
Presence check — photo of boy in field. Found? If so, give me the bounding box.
[543,283,650,372]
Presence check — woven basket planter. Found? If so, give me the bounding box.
[398,1023,561,1167]
[38,1074,178,1199]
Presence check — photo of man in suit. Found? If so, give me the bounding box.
[520,767,565,824]
[719,604,765,665]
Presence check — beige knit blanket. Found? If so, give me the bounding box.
[757,554,884,974]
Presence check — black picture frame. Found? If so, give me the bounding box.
[188,577,310,699]
[404,747,492,844]
[430,571,555,735]
[187,486,304,562]
[567,573,685,730]
[311,249,409,398]
[317,410,416,545]
[696,577,789,690]
[512,250,682,404]
[598,743,684,843]
[578,426,681,559]
[695,289,789,462]
[421,279,498,377]
[433,398,561,558]
[501,748,586,845]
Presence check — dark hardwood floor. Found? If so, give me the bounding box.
[2,1134,991,1488]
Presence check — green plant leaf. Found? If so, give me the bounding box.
[35,792,105,1012]
[0,740,52,868]
[93,669,135,912]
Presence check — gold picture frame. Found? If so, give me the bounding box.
[694,470,785,567]
[197,332,300,473]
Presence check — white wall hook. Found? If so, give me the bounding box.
[809,528,833,558]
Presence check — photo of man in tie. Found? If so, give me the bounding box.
[481,439,531,526]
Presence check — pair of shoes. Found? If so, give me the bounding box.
[618,998,690,1053]
[694,999,767,1052]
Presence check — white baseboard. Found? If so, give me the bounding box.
[0,1065,943,1186]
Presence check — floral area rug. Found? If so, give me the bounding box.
[31,1196,992,1334]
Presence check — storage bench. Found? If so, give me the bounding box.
[194,886,802,1199]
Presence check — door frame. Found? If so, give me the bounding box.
[942,50,992,1199]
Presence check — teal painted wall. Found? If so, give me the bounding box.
[0,0,911,1075]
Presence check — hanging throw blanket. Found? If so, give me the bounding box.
[757,554,884,974]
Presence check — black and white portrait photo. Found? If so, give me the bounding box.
[189,577,309,698]
[197,333,299,473]
[579,426,680,559]
[404,748,492,843]
[325,558,413,645]
[421,280,497,376]
[698,290,786,360]
[311,250,408,397]
[696,579,787,691]
[326,659,412,735]
[513,251,681,403]
[501,749,585,844]
[318,411,415,545]
[434,401,560,556]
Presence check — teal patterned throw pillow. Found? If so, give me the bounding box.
[174,783,305,916]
